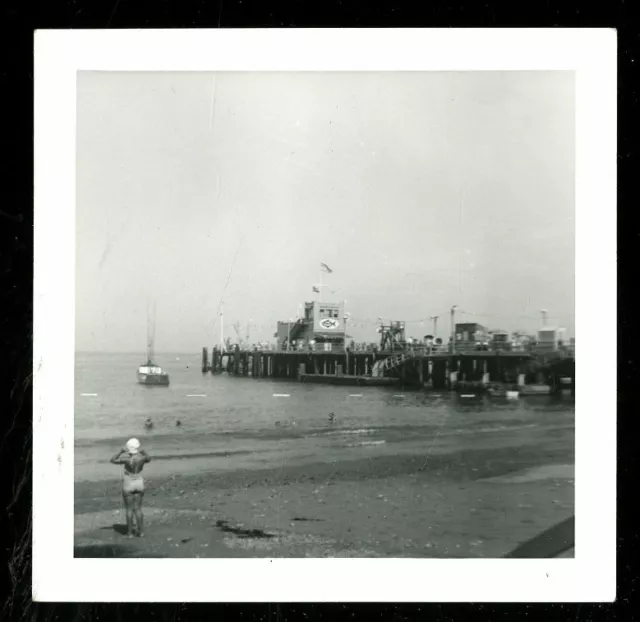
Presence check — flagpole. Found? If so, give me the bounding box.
[343,298,348,369]
[319,265,323,302]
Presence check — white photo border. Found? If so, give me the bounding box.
[33,28,617,602]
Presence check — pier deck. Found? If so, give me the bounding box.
[201,345,574,393]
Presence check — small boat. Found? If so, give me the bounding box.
[137,361,170,386]
[138,302,170,386]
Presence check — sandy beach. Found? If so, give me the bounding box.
[75,438,574,558]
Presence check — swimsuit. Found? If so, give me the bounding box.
[122,472,144,494]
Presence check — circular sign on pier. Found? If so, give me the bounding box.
[319,318,340,329]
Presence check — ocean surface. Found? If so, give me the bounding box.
[74,352,575,485]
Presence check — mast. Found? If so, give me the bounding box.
[146,301,156,364]
[215,235,243,354]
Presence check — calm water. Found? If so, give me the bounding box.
[75,352,575,484]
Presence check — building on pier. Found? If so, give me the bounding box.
[455,322,486,342]
[489,330,512,351]
[454,322,488,351]
[535,326,566,354]
[276,300,347,352]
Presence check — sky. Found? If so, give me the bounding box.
[76,71,575,354]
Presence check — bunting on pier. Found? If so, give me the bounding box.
[320,262,333,274]
[312,286,320,293]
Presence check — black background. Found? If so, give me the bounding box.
[1,1,635,620]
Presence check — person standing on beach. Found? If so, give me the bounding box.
[110,438,151,538]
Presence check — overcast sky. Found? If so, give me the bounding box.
[76,71,575,353]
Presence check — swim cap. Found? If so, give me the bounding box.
[125,438,141,454]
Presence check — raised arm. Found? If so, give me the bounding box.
[139,449,151,463]
[110,449,126,464]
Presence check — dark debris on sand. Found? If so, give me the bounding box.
[215,520,275,539]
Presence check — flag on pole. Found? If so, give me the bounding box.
[312,286,320,293]
[320,262,333,274]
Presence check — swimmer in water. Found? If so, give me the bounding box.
[176,420,182,427]
[144,418,153,431]
[328,412,335,424]
[110,438,151,538]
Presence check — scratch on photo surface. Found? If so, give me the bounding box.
[418,410,450,473]
[106,0,123,27]
[98,240,113,270]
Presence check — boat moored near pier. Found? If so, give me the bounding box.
[138,301,170,386]
[137,363,170,386]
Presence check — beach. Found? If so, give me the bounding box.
[74,354,574,558]
[75,453,575,558]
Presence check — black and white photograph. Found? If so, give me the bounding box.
[33,30,616,602]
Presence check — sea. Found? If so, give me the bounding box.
[74,352,575,485]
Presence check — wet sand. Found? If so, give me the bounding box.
[75,442,574,558]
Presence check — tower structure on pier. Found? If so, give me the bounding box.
[276,300,347,351]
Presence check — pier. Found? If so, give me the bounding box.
[200,344,574,394]
[200,299,574,394]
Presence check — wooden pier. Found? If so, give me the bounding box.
[200,345,574,393]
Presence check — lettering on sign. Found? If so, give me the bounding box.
[319,318,340,330]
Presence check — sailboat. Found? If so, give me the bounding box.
[137,303,170,386]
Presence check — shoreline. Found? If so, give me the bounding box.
[75,441,573,506]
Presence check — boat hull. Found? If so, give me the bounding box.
[518,384,551,396]
[137,373,170,386]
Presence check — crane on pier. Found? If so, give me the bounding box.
[378,320,406,351]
